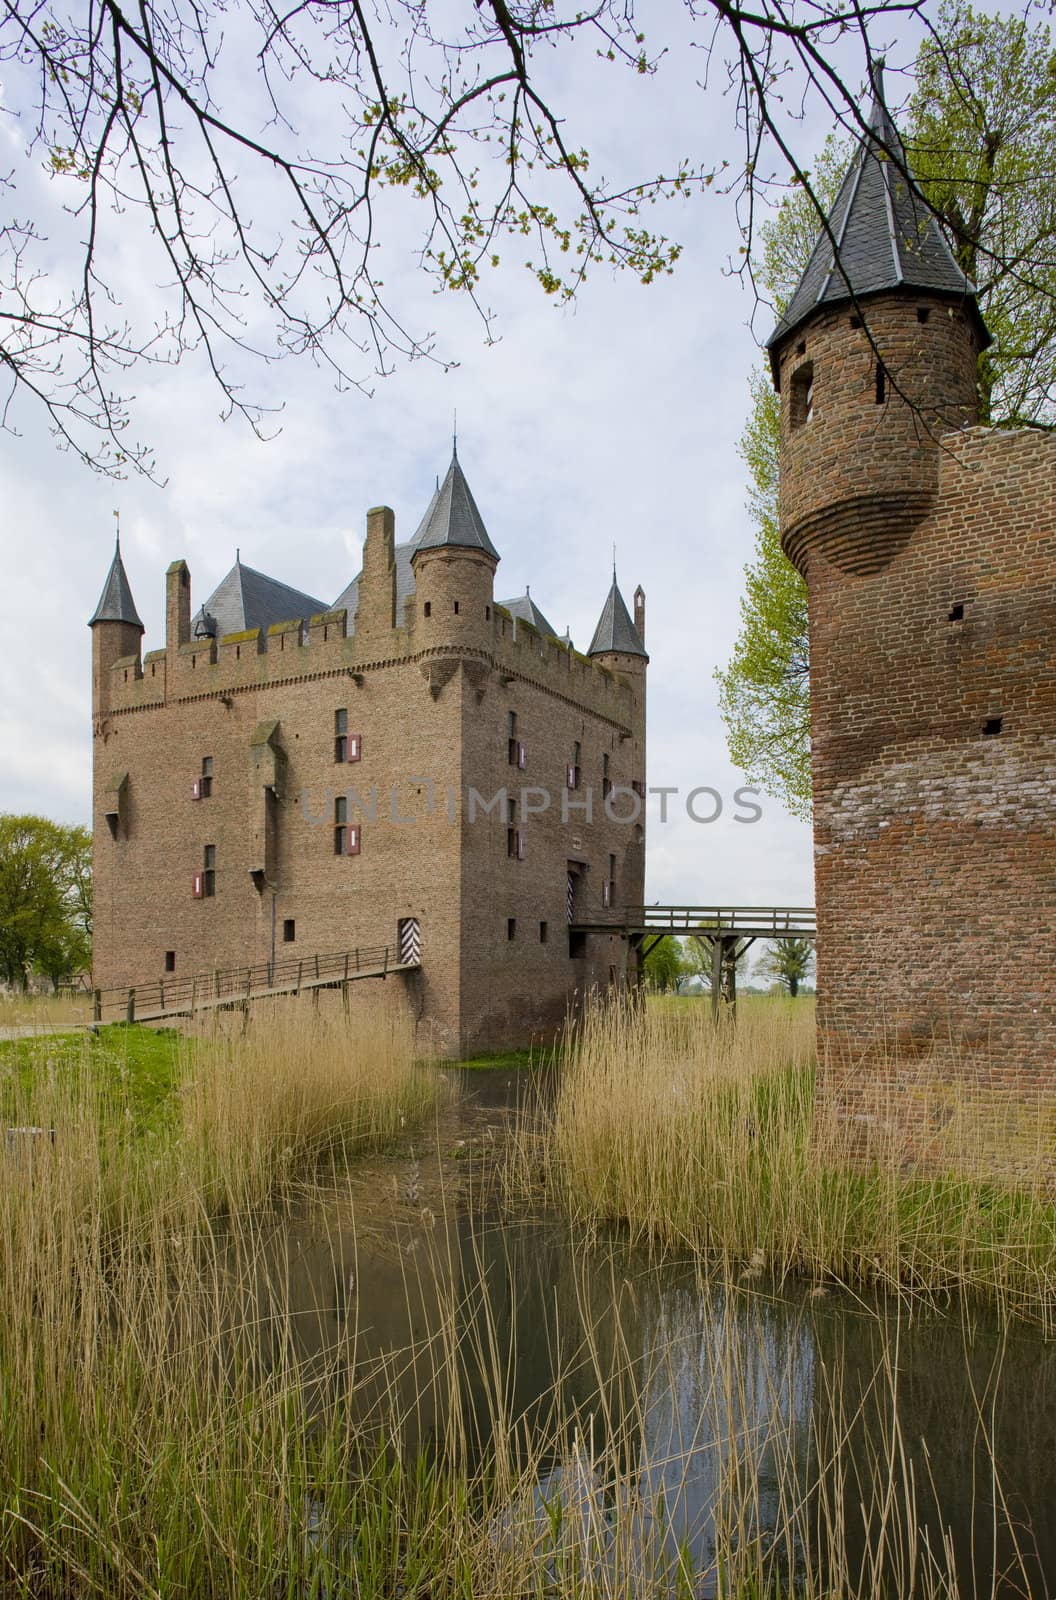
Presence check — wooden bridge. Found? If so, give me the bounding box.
[91,941,421,1027]
[571,905,817,1015]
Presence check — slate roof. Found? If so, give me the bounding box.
[500,591,558,639]
[193,559,326,639]
[89,542,144,629]
[587,578,646,657]
[413,450,499,559]
[766,60,988,366]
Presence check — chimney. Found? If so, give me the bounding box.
[166,560,191,656]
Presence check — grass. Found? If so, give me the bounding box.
[516,994,1056,1326]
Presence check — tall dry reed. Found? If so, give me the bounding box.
[526,995,1056,1324]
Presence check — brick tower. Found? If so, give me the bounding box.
[767,63,1056,1109]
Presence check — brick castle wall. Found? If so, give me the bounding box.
[776,291,1056,1121]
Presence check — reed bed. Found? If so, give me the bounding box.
[523,996,1056,1325]
[0,991,92,1032]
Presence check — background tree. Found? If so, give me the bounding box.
[716,3,1056,818]
[755,937,815,998]
[680,935,753,995]
[0,816,92,989]
[642,937,685,995]
[3,0,1053,474]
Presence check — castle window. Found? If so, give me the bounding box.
[485,606,491,621]
[875,360,887,405]
[424,601,431,618]
[791,363,814,428]
[453,600,460,615]
[569,930,587,959]
[507,710,521,766]
[849,314,862,328]
[334,795,347,854]
[283,919,296,943]
[200,756,213,798]
[983,717,1003,737]
[506,797,516,826]
[602,752,611,799]
[539,921,548,944]
[507,825,524,860]
[917,306,931,324]
[507,918,517,941]
[334,711,360,763]
[948,603,965,622]
[568,742,581,791]
[203,845,216,898]
[164,950,176,973]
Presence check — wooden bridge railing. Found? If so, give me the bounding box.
[627,906,817,939]
[91,941,418,1026]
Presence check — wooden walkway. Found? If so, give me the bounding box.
[92,943,419,1026]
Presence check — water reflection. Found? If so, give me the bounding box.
[223,1073,1056,1598]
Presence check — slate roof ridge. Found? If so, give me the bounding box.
[766,58,986,359]
[587,574,646,658]
[89,540,144,630]
[195,555,326,639]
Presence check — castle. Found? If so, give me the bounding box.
[89,451,648,1055]
[768,66,1056,1108]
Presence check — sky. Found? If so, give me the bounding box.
[0,2,956,911]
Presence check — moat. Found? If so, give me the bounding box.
[231,1067,1056,1599]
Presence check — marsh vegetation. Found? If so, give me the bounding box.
[0,997,1053,1597]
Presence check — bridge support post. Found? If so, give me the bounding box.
[126,987,135,1024]
[92,989,101,1024]
[710,940,722,1021]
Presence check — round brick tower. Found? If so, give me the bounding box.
[410,448,498,657]
[765,63,1023,1101]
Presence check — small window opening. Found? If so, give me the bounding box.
[506,797,516,826]
[485,605,491,620]
[423,600,432,618]
[236,645,241,661]
[849,314,862,329]
[539,921,548,944]
[283,919,296,943]
[453,600,460,615]
[569,930,587,960]
[791,362,814,428]
[335,708,348,763]
[917,306,931,324]
[200,755,213,797]
[164,950,176,973]
[875,361,887,405]
[948,603,965,622]
[334,795,348,854]
[983,717,1003,737]
[602,751,611,798]
[203,845,216,897]
[507,918,517,941]
[796,340,806,355]
[507,710,519,765]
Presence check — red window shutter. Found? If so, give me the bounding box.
[191,779,201,800]
[518,741,527,770]
[566,764,575,790]
[346,826,361,856]
[517,830,526,861]
[348,734,361,762]
[192,872,204,899]
[602,880,612,908]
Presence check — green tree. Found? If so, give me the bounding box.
[717,4,1056,817]
[643,937,684,994]
[680,935,752,993]
[0,816,92,989]
[756,938,815,998]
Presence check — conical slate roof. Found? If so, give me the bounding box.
[412,451,499,560]
[89,541,143,629]
[500,590,558,638]
[766,61,988,367]
[194,557,326,639]
[587,577,646,658]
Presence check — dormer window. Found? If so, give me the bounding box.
[791,362,814,428]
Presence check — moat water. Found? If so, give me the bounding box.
[231,1069,1056,1598]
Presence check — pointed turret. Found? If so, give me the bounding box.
[89,538,144,717]
[587,574,647,660]
[767,60,988,378]
[412,448,499,560]
[89,539,144,630]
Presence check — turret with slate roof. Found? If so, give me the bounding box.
[89,536,145,717]
[409,445,500,658]
[770,60,986,580]
[192,554,326,641]
[587,570,647,664]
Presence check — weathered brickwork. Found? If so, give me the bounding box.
[776,293,1056,1111]
[91,496,647,1057]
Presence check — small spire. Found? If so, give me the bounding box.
[869,55,885,107]
[453,409,458,459]
[113,507,121,553]
[526,583,530,596]
[236,546,241,564]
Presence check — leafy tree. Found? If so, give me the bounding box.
[643,937,685,994]
[755,937,815,998]
[716,4,1056,817]
[3,0,1054,474]
[680,935,753,994]
[0,816,92,989]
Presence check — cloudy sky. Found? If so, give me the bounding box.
[0,3,955,909]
